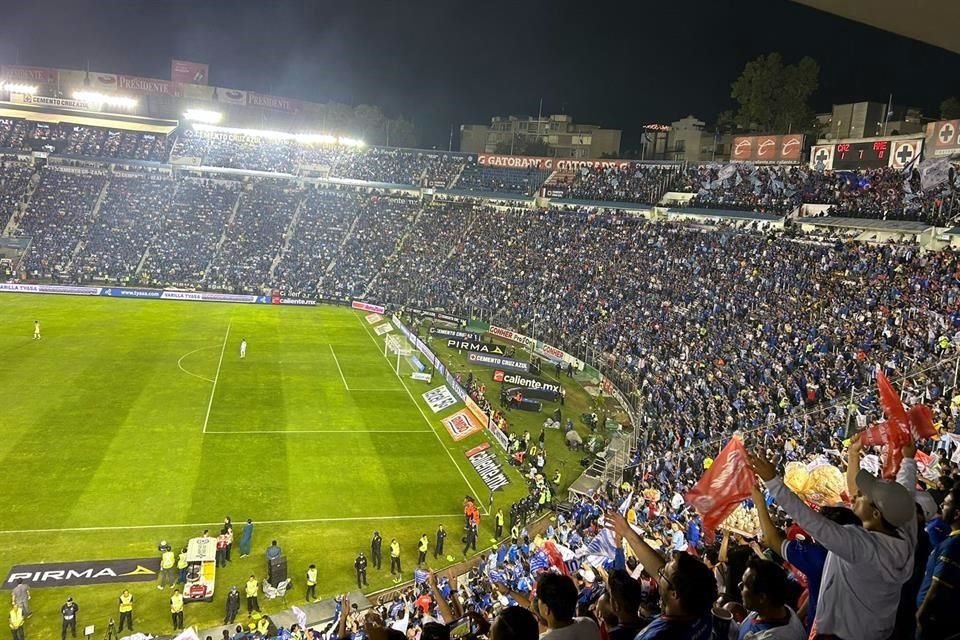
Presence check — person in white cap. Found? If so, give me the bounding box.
[749,436,918,640]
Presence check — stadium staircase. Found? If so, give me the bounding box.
[64,177,111,274]
[1,168,41,237]
[446,162,467,190]
[202,188,245,286]
[135,180,180,277]
[271,197,305,281]
[361,206,424,299]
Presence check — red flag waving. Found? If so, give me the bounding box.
[685,438,755,542]
[861,370,937,478]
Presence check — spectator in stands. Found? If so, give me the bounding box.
[750,438,918,640]
[535,572,601,640]
[489,605,539,640]
[916,481,960,639]
[736,557,805,639]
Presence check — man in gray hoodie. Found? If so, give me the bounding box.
[749,436,917,640]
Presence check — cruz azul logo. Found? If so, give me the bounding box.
[4,558,161,588]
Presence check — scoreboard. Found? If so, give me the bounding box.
[832,141,889,169]
[809,138,922,171]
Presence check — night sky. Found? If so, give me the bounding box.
[0,0,956,149]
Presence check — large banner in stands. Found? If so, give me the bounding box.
[0,283,101,296]
[430,327,481,341]
[352,300,386,314]
[407,307,465,326]
[171,59,209,85]
[927,120,960,157]
[477,154,632,171]
[731,135,804,164]
[119,75,183,97]
[467,351,530,373]
[4,558,160,589]
[0,65,58,85]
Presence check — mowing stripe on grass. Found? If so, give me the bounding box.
[330,344,350,390]
[356,312,489,515]
[201,321,231,433]
[0,513,466,535]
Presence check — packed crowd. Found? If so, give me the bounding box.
[454,165,549,196]
[554,165,679,205]
[0,118,173,161]
[674,164,806,214]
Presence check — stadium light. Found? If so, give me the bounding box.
[183,109,223,124]
[73,91,138,109]
[195,124,359,147]
[2,83,38,95]
[337,137,366,148]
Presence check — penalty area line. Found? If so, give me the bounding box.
[330,344,350,390]
[356,312,490,516]
[177,345,218,383]
[201,321,231,434]
[0,513,466,536]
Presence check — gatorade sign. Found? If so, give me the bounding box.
[4,558,160,588]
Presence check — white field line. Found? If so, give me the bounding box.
[176,345,217,383]
[204,429,433,434]
[0,513,465,536]
[356,313,489,515]
[330,344,350,390]
[201,322,231,434]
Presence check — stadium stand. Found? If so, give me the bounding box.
[5,127,960,640]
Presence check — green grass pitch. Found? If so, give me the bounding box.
[0,295,534,636]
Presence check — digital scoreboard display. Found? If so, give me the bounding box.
[832,141,890,170]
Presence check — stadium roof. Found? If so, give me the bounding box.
[791,1,960,54]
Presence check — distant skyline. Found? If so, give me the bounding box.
[0,0,956,149]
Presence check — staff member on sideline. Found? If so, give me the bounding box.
[170,588,184,631]
[434,525,446,559]
[305,564,318,602]
[117,589,134,632]
[355,552,368,589]
[371,531,383,570]
[60,598,79,640]
[390,539,402,583]
[245,575,260,614]
[417,534,429,565]
[8,604,25,640]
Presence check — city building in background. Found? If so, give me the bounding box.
[640,117,731,162]
[821,101,927,140]
[459,114,621,159]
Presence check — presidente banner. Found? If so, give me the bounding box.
[926,119,960,158]
[429,327,481,341]
[493,370,561,395]
[4,558,160,589]
[118,75,183,97]
[446,339,505,355]
[248,92,302,113]
[0,65,58,85]
[171,59,209,85]
[730,134,804,164]
[467,352,530,373]
[465,442,510,490]
[477,154,632,172]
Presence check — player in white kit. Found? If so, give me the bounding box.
[33,320,40,340]
[240,338,247,359]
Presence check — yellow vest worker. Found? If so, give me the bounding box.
[257,616,270,635]
[161,550,175,569]
[177,551,188,570]
[118,592,133,613]
[8,605,24,631]
[245,578,258,598]
[418,535,428,553]
[306,567,317,586]
[170,592,183,613]
[390,540,400,558]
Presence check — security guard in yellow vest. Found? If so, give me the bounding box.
[245,576,260,614]
[256,615,270,636]
[159,544,176,589]
[9,604,25,640]
[305,564,318,602]
[511,524,520,545]
[417,534,429,565]
[176,547,189,585]
[170,589,184,631]
[118,589,134,632]
[495,509,504,539]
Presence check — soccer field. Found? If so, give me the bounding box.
[0,294,520,635]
